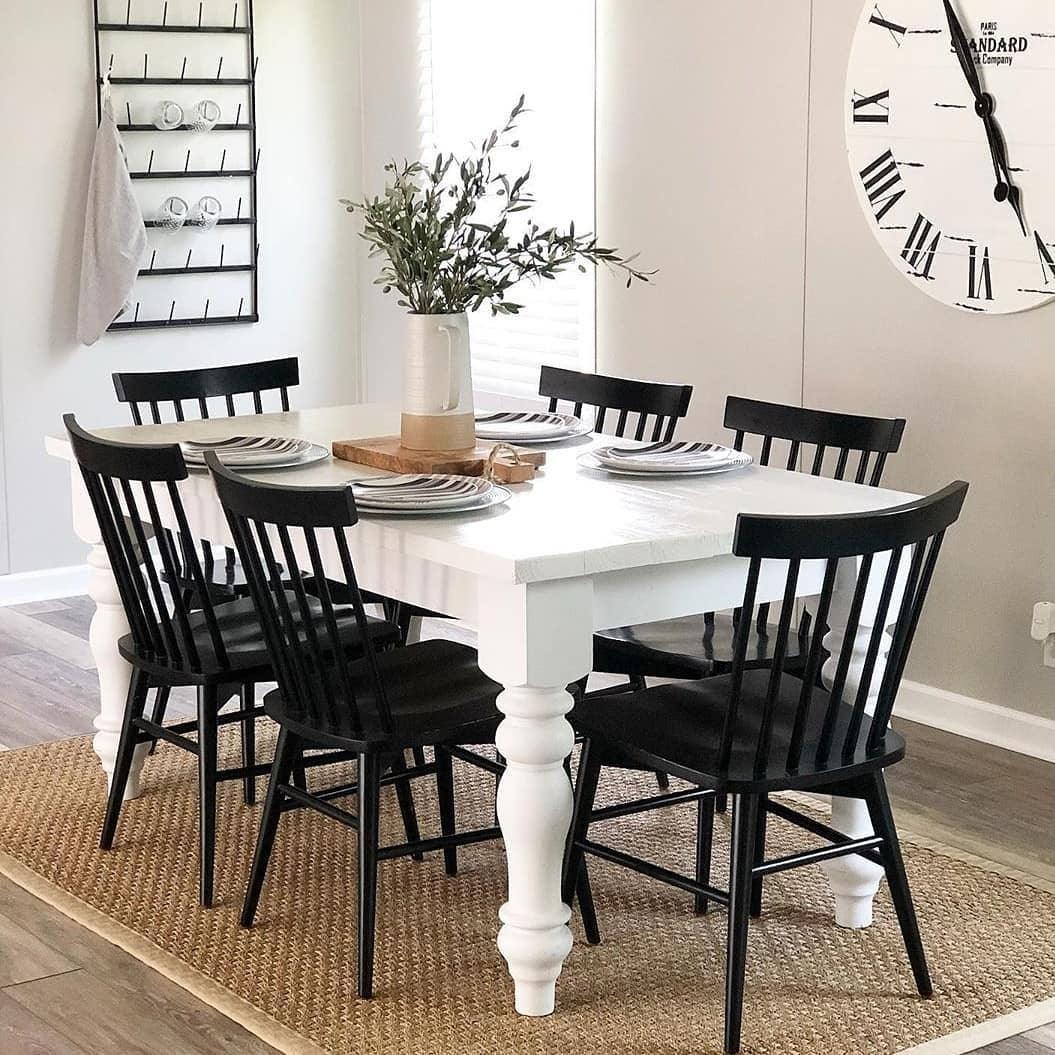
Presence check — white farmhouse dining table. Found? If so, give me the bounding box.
[47,402,917,1017]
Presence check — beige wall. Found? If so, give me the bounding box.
[598,0,1054,721]
[596,1,812,435]
[0,0,363,574]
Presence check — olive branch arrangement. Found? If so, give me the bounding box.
[340,96,654,316]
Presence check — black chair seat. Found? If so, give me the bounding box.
[263,639,501,751]
[593,613,808,680]
[572,669,905,793]
[118,594,400,685]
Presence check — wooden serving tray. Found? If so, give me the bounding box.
[332,435,546,483]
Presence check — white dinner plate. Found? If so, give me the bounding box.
[475,411,584,441]
[181,435,313,467]
[355,485,512,516]
[576,451,753,478]
[594,441,752,473]
[187,443,330,472]
[351,474,493,510]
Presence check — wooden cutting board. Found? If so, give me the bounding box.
[331,435,546,482]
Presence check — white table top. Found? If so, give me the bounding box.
[47,403,917,586]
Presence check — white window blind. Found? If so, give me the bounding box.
[418,0,596,402]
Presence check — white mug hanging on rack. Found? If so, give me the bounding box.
[194,196,222,230]
[190,99,221,132]
[153,100,183,130]
[157,195,189,230]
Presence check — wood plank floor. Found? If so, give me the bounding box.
[0,596,1051,1054]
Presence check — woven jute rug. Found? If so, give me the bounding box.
[0,727,1052,1055]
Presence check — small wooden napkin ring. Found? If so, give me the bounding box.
[484,443,538,483]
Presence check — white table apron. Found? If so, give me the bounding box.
[46,405,914,1015]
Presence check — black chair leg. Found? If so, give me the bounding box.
[241,728,300,928]
[389,752,423,862]
[100,668,150,850]
[750,794,767,918]
[147,684,170,755]
[865,772,933,998]
[575,857,601,946]
[197,685,219,908]
[725,794,760,1055]
[240,682,256,806]
[358,752,382,999]
[716,792,729,814]
[435,746,458,876]
[562,739,603,926]
[694,792,715,915]
[654,770,670,791]
[412,746,427,768]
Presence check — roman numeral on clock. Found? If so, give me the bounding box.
[1035,232,1055,285]
[870,6,906,45]
[852,89,890,123]
[967,245,993,300]
[901,214,941,279]
[859,149,905,222]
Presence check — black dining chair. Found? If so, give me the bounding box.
[112,357,301,606]
[208,454,513,999]
[592,396,907,689]
[564,481,968,1054]
[64,415,403,907]
[540,364,693,443]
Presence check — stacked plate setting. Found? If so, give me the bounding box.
[578,441,753,477]
[350,474,511,516]
[475,410,590,444]
[181,436,329,470]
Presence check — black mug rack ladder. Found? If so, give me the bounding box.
[92,0,260,331]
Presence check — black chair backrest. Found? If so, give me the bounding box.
[208,455,390,739]
[64,415,230,674]
[719,481,968,779]
[539,365,693,442]
[113,357,300,425]
[725,396,906,487]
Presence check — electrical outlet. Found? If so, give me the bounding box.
[1032,602,1055,641]
[1033,602,1055,667]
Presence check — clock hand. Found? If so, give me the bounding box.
[942,0,982,99]
[942,0,1028,235]
[981,110,1028,235]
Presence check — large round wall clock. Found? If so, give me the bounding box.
[846,1,1055,313]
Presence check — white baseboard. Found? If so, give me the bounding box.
[0,565,91,607]
[895,679,1055,764]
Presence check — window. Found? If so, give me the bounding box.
[418,0,596,402]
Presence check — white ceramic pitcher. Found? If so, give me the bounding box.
[401,312,476,451]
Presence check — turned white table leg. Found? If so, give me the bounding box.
[810,555,900,929]
[71,472,147,799]
[477,577,593,1016]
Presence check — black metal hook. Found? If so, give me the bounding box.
[219,243,226,267]
[184,148,191,173]
[235,196,243,220]
[147,148,154,173]
[185,249,193,268]
[168,300,176,322]
[134,301,141,321]
[233,3,239,28]
[215,56,224,80]
[219,148,226,173]
[148,249,157,271]
[237,295,244,317]
[143,52,148,78]
[180,55,187,80]
[203,298,211,320]
[162,2,167,27]
[125,0,131,25]
[198,2,204,28]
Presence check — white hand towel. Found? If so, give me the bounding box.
[76,84,148,345]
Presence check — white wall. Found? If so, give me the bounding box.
[597,0,1055,723]
[0,0,363,574]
